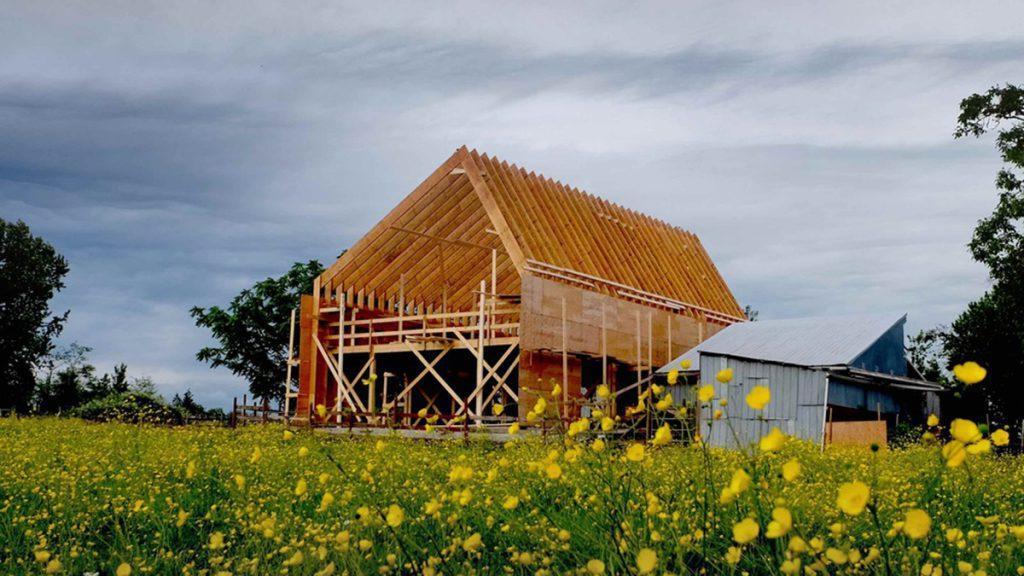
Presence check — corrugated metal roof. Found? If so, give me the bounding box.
[657,314,907,373]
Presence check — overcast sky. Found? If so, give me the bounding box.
[2,1,1021,408]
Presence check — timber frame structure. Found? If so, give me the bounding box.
[291,146,744,426]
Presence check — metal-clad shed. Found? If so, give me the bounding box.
[658,314,944,448]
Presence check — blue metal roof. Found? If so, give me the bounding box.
[658,314,907,373]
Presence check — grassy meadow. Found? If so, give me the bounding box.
[1,413,1023,576]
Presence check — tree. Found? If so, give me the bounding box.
[34,343,93,413]
[943,84,1024,425]
[191,260,324,403]
[0,219,70,412]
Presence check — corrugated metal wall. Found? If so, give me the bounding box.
[690,354,827,449]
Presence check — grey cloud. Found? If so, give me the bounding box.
[1,1,1018,407]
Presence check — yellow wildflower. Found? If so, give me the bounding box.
[316,404,327,418]
[759,427,786,452]
[765,507,792,538]
[927,414,939,427]
[698,385,715,403]
[116,564,132,576]
[716,368,734,383]
[952,361,986,385]
[503,495,519,510]
[249,446,261,464]
[386,504,404,527]
[636,548,658,574]
[625,443,645,462]
[943,440,967,467]
[491,403,504,416]
[545,462,563,480]
[44,559,62,574]
[596,384,610,398]
[836,481,870,516]
[601,417,615,432]
[680,359,692,370]
[826,547,848,565]
[282,429,294,440]
[209,531,225,550]
[667,369,679,385]
[586,559,605,574]
[745,385,770,410]
[991,429,1009,446]
[462,532,483,553]
[652,423,672,446]
[950,419,982,443]
[966,439,991,455]
[782,459,801,482]
[294,478,308,497]
[903,509,931,539]
[732,517,760,544]
[282,551,304,566]
[507,422,520,435]
[729,468,752,495]
[591,438,606,452]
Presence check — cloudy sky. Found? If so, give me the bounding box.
[2,1,1021,408]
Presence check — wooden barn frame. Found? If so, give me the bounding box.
[289,146,744,426]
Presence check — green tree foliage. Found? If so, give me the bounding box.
[906,328,948,384]
[0,218,69,412]
[34,344,155,414]
[191,260,324,404]
[945,84,1024,425]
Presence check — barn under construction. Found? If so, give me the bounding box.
[288,146,744,427]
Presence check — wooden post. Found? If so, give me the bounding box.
[337,293,345,424]
[666,316,672,364]
[310,278,321,413]
[647,311,653,381]
[398,274,405,335]
[283,308,296,418]
[561,296,568,419]
[601,305,607,391]
[476,280,486,418]
[369,355,377,416]
[635,311,642,387]
[491,248,497,343]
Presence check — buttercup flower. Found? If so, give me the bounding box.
[698,385,715,403]
[836,481,870,516]
[733,517,760,544]
[952,361,986,385]
[636,548,658,574]
[745,385,770,410]
[902,509,931,539]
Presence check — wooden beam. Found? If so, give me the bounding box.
[461,149,526,273]
[405,341,467,410]
[561,296,568,419]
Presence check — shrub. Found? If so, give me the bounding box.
[70,392,184,425]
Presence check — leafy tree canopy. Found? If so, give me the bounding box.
[942,84,1024,425]
[191,260,323,403]
[0,218,69,411]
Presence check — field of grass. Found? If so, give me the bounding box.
[1,416,1023,576]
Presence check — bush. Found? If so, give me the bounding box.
[70,392,184,425]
